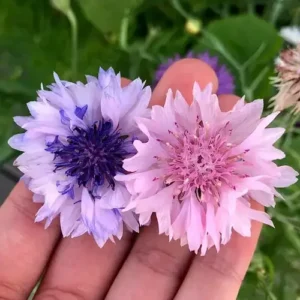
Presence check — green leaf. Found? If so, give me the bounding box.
[194,14,283,100]
[0,98,25,164]
[77,0,143,34]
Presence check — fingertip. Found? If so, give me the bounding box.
[121,78,131,87]
[218,94,241,112]
[152,58,218,106]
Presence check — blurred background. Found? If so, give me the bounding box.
[1,0,300,299]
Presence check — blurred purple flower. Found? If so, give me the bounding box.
[154,52,235,95]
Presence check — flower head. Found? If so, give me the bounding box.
[9,68,151,247]
[185,19,202,35]
[271,44,300,112]
[154,52,235,95]
[117,83,298,254]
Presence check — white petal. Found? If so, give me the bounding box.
[81,188,95,233]
[97,183,130,209]
[100,92,120,130]
[71,222,88,238]
[14,116,33,127]
[60,202,81,237]
[8,134,45,152]
[94,206,121,235]
[280,26,300,45]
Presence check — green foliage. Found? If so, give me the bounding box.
[0,97,24,163]
[194,14,283,100]
[1,1,300,299]
[77,0,143,34]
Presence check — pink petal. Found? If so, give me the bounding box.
[255,146,285,160]
[216,207,232,244]
[227,99,263,144]
[249,190,275,207]
[139,212,152,226]
[231,112,280,155]
[135,184,175,214]
[187,195,205,253]
[156,210,171,234]
[172,197,191,240]
[238,200,274,227]
[116,168,164,198]
[194,83,222,129]
[150,89,177,134]
[123,136,167,172]
[273,166,299,188]
[219,184,247,215]
[206,203,220,252]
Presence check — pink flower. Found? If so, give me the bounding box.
[116,83,298,255]
[271,45,300,112]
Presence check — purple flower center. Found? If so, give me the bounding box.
[46,120,133,193]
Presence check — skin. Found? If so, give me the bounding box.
[0,58,263,300]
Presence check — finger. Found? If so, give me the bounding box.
[35,77,136,300]
[151,58,218,105]
[175,203,263,300]
[34,233,134,300]
[106,222,193,300]
[218,94,241,112]
[0,181,60,299]
[105,58,219,300]
[121,77,131,87]
[174,95,263,300]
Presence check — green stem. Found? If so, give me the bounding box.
[292,7,300,25]
[282,113,299,149]
[269,0,284,25]
[66,9,78,80]
[284,223,300,255]
[119,12,130,51]
[247,2,254,14]
[221,4,229,17]
[171,0,193,19]
[0,150,17,166]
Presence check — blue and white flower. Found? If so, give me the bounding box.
[9,68,151,247]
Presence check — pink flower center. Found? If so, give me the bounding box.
[156,121,245,201]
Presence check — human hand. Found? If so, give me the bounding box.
[0,58,263,300]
